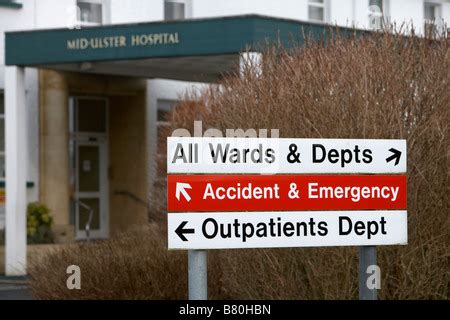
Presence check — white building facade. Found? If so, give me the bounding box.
[0,0,448,275]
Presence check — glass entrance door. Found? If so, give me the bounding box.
[75,141,107,239]
[70,97,109,240]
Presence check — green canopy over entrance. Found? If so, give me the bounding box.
[5,14,355,81]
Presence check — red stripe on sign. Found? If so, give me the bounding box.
[167,175,407,212]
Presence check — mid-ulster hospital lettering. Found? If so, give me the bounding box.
[67,32,179,50]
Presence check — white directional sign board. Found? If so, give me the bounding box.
[167,137,407,250]
[167,137,406,174]
[168,211,408,250]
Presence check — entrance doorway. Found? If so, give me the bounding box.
[69,97,109,240]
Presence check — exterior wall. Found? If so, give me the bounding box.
[0,3,39,183]
[34,0,76,29]
[390,0,424,33]
[444,2,450,22]
[109,0,164,23]
[193,0,310,21]
[330,0,356,26]
[192,0,449,31]
[0,0,73,210]
[109,92,148,235]
[25,69,39,204]
[352,0,369,29]
[0,0,41,224]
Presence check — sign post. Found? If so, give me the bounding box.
[359,246,378,300]
[188,250,208,300]
[167,137,407,300]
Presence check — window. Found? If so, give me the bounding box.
[156,100,179,177]
[164,0,186,21]
[308,0,328,23]
[424,2,443,36]
[77,0,108,25]
[0,93,4,179]
[369,0,391,30]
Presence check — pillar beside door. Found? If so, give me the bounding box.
[39,70,73,243]
[5,66,27,275]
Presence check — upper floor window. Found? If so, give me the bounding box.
[308,0,329,23]
[77,0,109,25]
[369,0,391,30]
[164,0,187,21]
[424,1,443,36]
[156,99,180,178]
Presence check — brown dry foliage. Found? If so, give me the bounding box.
[29,31,449,299]
[28,224,225,299]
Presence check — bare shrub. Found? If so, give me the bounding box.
[28,224,222,300]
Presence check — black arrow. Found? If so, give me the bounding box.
[175,221,195,241]
[386,148,402,166]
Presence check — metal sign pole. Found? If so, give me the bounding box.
[188,249,208,300]
[359,246,377,300]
